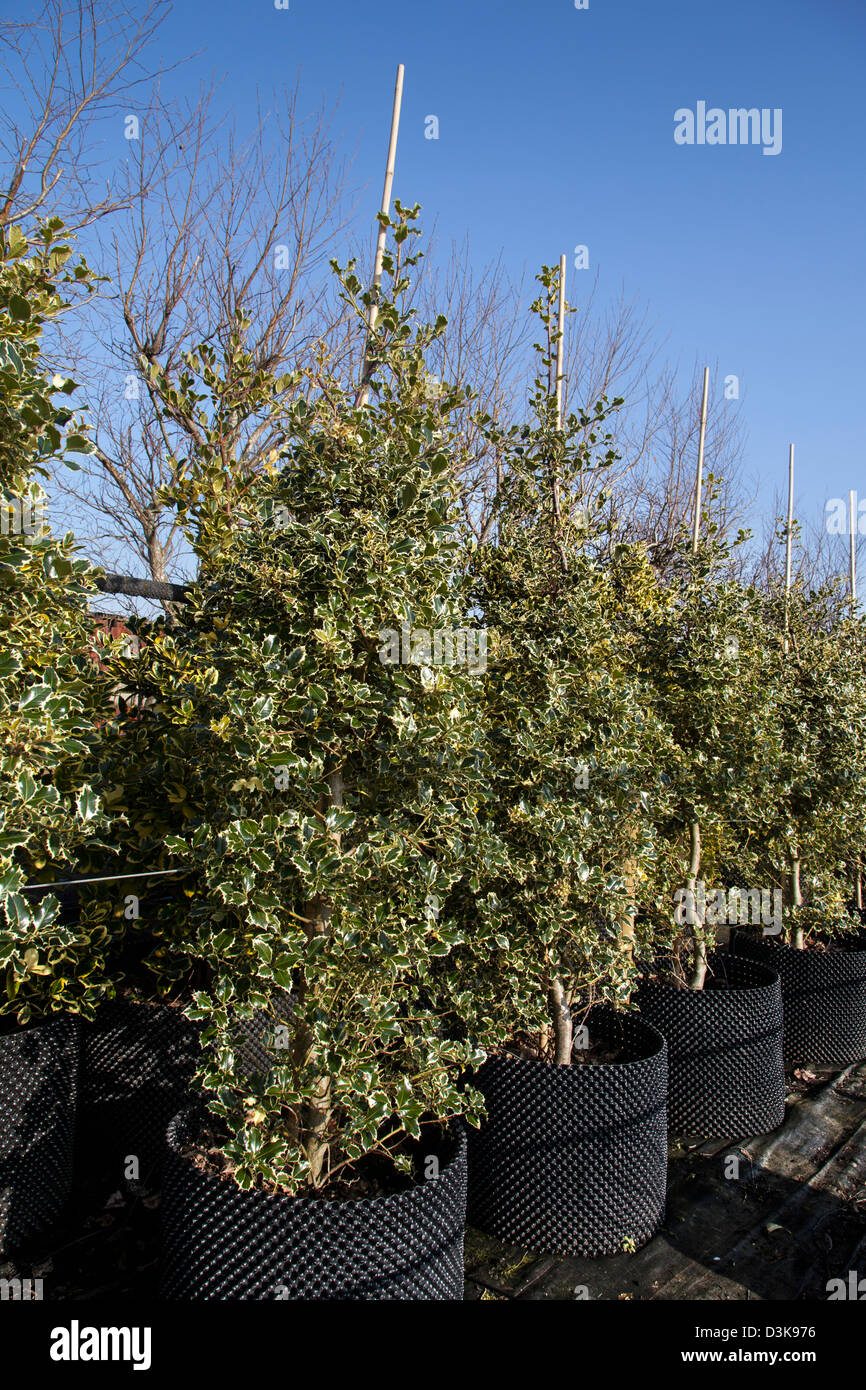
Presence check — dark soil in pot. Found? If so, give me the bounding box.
[0,1013,79,1254]
[78,999,201,1190]
[636,952,785,1139]
[731,929,866,1066]
[160,1108,467,1300]
[465,1004,668,1257]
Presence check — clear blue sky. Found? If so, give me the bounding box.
[144,0,865,535]
[12,0,860,548]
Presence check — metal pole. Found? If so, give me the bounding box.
[20,868,186,892]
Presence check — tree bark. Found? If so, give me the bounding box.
[94,573,191,603]
[790,850,804,949]
[548,976,573,1065]
[618,819,639,964]
[686,818,708,989]
[299,765,344,1184]
[303,1075,333,1185]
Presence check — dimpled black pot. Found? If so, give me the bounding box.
[732,930,866,1066]
[636,952,785,1139]
[160,1108,468,1300]
[466,1004,668,1257]
[0,1013,79,1253]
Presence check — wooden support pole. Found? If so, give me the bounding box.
[691,366,710,554]
[548,252,576,1052]
[555,253,566,430]
[355,64,405,410]
[850,488,858,614]
[784,444,794,654]
[549,253,568,576]
[847,491,861,913]
[686,369,708,985]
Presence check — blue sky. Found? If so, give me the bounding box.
[9,0,862,556]
[140,0,865,538]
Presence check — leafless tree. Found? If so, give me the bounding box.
[0,0,175,234]
[49,77,358,592]
[16,9,753,599]
[742,493,864,618]
[483,270,755,567]
[602,360,752,569]
[415,235,529,542]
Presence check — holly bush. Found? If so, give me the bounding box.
[121,209,504,1190]
[747,581,866,945]
[453,268,674,1060]
[629,541,788,983]
[0,221,120,1024]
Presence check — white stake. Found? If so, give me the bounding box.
[355,63,405,409]
[848,487,860,908]
[850,488,858,613]
[555,253,566,429]
[548,254,568,573]
[691,366,710,554]
[784,443,794,653]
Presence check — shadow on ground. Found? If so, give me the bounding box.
[464,1064,866,1300]
[3,1064,865,1301]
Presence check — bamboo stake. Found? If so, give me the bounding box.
[781,448,803,941]
[845,492,863,917]
[555,253,566,429]
[691,366,710,554]
[852,489,863,914]
[549,255,568,577]
[355,63,405,410]
[845,492,864,920]
[311,61,403,1152]
[547,252,574,1063]
[685,367,709,986]
[850,489,858,614]
[783,444,794,654]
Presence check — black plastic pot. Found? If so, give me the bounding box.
[636,953,785,1139]
[0,1013,79,1253]
[160,1108,467,1300]
[79,1000,200,1187]
[465,1005,668,1257]
[731,930,866,1066]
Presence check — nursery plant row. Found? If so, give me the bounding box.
[5,932,866,1298]
[3,214,866,1299]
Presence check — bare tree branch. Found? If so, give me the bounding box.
[0,0,179,233]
